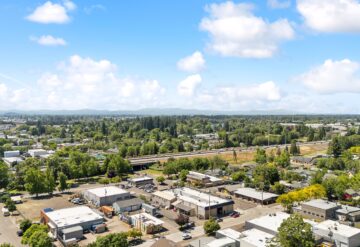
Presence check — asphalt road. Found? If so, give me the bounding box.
[0,209,24,247]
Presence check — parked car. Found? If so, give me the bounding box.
[182,233,192,240]
[216,218,223,222]
[17,230,23,237]
[231,212,240,218]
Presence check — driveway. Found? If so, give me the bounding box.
[0,210,24,247]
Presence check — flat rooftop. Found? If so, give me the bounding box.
[131,213,164,226]
[301,199,339,210]
[240,229,275,247]
[206,238,235,247]
[217,228,242,240]
[315,220,360,238]
[153,190,177,201]
[45,206,103,228]
[247,212,317,234]
[169,187,234,208]
[86,186,129,197]
[129,176,153,182]
[336,205,360,214]
[234,187,278,201]
[188,171,222,182]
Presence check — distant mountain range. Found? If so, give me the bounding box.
[0,108,303,116]
[2,108,358,116]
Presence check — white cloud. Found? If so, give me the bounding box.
[26,1,76,24]
[297,0,360,32]
[0,55,166,110]
[200,2,294,58]
[84,4,106,14]
[268,0,291,9]
[177,74,202,97]
[177,51,206,73]
[31,35,67,46]
[299,59,360,94]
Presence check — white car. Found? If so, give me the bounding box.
[182,233,192,240]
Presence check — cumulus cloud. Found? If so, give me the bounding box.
[299,59,360,94]
[297,0,360,32]
[0,55,166,110]
[177,51,205,73]
[268,0,291,9]
[26,1,76,24]
[177,74,202,97]
[200,1,294,58]
[31,35,67,46]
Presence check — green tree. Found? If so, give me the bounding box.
[271,182,286,194]
[290,140,300,155]
[44,168,56,195]
[5,198,16,212]
[0,244,14,247]
[179,169,189,182]
[127,228,142,239]
[233,150,237,163]
[90,232,128,247]
[276,214,315,247]
[22,224,48,245]
[28,231,52,247]
[254,148,267,164]
[24,168,46,197]
[231,171,246,182]
[0,161,9,189]
[203,218,220,236]
[58,172,69,192]
[328,137,342,158]
[20,219,32,232]
[156,176,165,184]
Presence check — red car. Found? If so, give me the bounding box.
[231,212,240,218]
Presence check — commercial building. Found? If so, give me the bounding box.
[128,176,154,187]
[41,206,104,239]
[336,205,360,222]
[245,212,317,236]
[206,238,236,247]
[234,187,278,204]
[4,150,20,158]
[112,197,143,214]
[152,190,177,208]
[3,157,23,168]
[28,149,51,158]
[239,229,275,247]
[83,186,130,207]
[294,199,341,220]
[154,187,234,219]
[186,171,223,187]
[130,213,164,234]
[313,220,360,247]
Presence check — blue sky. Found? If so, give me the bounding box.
[1,0,360,113]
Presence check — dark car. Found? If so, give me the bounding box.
[231,212,240,218]
[17,230,23,237]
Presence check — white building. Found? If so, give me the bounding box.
[206,238,236,247]
[43,206,104,239]
[83,186,130,207]
[152,187,234,219]
[28,149,50,158]
[313,220,360,247]
[130,213,164,234]
[239,229,275,247]
[4,150,20,158]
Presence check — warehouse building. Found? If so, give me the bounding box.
[336,205,360,222]
[234,187,278,205]
[294,199,341,220]
[83,186,130,207]
[112,197,143,214]
[41,206,104,239]
[128,176,154,187]
[186,171,223,187]
[152,190,177,208]
[130,213,164,234]
[154,187,234,219]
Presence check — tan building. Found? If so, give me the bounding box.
[294,199,341,220]
[152,190,177,208]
